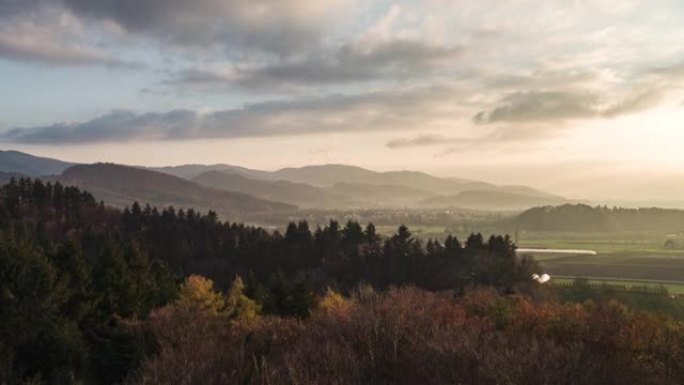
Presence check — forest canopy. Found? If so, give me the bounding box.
[0,178,537,384]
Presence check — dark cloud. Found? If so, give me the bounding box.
[485,70,602,91]
[1,87,465,144]
[1,0,349,61]
[1,110,197,143]
[473,91,599,124]
[601,89,663,118]
[651,61,684,79]
[474,89,665,124]
[60,0,342,55]
[0,0,52,15]
[388,125,563,152]
[169,40,463,89]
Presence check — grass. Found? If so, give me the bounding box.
[552,277,684,295]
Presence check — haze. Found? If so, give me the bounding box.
[1,0,684,201]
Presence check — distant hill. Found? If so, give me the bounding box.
[0,150,566,211]
[184,164,564,209]
[420,190,567,210]
[192,171,349,208]
[512,204,684,232]
[193,171,437,208]
[166,164,569,210]
[58,163,295,218]
[270,164,378,186]
[495,185,564,199]
[152,164,272,180]
[0,150,74,176]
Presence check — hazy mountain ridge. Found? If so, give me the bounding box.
[190,164,567,209]
[0,150,567,211]
[152,164,272,180]
[420,190,568,210]
[192,171,349,208]
[192,170,440,208]
[58,163,295,218]
[0,150,74,176]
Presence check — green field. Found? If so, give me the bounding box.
[517,231,684,285]
[552,277,684,295]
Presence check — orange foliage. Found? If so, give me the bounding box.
[134,287,684,385]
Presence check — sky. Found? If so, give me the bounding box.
[1,0,684,200]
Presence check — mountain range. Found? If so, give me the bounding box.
[0,149,569,215]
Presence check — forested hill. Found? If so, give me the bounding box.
[512,204,684,232]
[0,177,538,384]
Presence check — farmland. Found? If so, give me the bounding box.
[551,277,684,295]
[516,231,684,284]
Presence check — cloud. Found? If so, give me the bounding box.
[473,91,599,124]
[388,124,568,153]
[386,134,460,149]
[1,110,197,143]
[60,0,352,55]
[0,0,51,15]
[0,5,134,66]
[169,39,463,90]
[474,88,667,124]
[0,0,354,69]
[650,61,684,82]
[1,0,683,153]
[0,29,125,67]
[601,89,663,118]
[1,86,469,144]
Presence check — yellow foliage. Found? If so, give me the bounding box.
[318,288,351,316]
[226,275,261,320]
[176,274,224,314]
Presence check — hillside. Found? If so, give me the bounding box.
[58,163,295,218]
[0,149,74,176]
